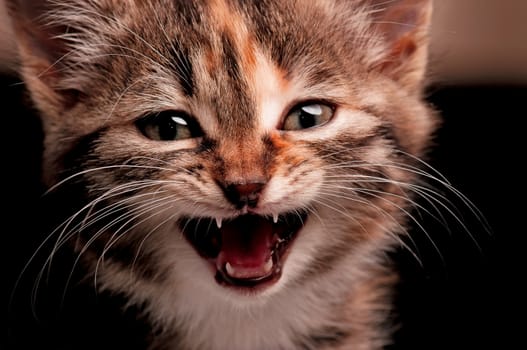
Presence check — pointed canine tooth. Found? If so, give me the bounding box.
[215,217,222,229]
[263,258,274,274]
[273,213,279,224]
[225,262,235,277]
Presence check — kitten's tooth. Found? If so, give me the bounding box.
[273,213,279,224]
[225,262,235,277]
[215,217,222,229]
[225,260,274,278]
[263,258,273,274]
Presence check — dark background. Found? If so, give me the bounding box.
[3,72,526,349]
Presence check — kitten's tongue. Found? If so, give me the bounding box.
[217,216,274,279]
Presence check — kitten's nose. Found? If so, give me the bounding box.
[221,181,265,209]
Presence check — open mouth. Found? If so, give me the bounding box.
[179,212,307,290]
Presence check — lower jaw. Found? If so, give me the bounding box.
[213,253,283,292]
[214,269,281,294]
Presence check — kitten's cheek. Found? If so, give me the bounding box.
[278,218,322,281]
[262,170,325,208]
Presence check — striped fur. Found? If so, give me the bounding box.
[8,1,437,349]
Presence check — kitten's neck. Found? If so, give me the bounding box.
[148,240,394,350]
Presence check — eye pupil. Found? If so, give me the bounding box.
[159,117,178,140]
[299,111,316,129]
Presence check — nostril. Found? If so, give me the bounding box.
[222,182,265,209]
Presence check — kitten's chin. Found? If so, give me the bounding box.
[179,212,307,294]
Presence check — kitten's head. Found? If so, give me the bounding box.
[9,0,435,309]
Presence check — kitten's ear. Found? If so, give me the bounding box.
[6,0,82,110]
[369,0,433,93]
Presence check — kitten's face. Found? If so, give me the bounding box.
[11,0,434,310]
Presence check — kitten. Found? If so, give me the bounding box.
[7,0,438,349]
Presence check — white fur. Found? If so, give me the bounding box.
[253,52,297,132]
[98,213,394,350]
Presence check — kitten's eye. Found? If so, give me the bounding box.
[137,110,203,141]
[282,102,335,131]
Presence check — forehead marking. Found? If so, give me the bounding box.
[207,0,256,76]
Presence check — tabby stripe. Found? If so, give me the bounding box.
[168,44,195,97]
[61,127,108,177]
[221,33,241,80]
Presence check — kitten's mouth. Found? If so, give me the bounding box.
[179,212,307,290]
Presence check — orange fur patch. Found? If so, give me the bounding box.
[207,0,256,78]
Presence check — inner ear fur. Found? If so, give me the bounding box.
[6,0,83,110]
[369,0,433,93]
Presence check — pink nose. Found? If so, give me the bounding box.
[221,182,265,209]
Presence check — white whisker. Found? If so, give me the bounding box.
[45,165,184,194]
[64,193,180,299]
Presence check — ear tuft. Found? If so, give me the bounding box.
[370,0,433,93]
[6,0,83,109]
[7,0,70,69]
